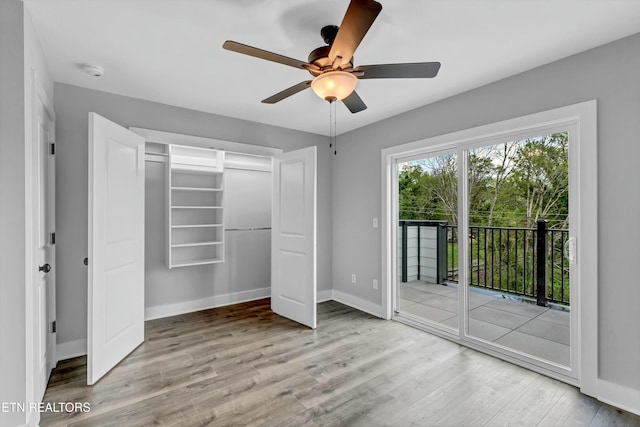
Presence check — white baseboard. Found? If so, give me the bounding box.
[331,289,383,318]
[146,288,338,320]
[27,408,39,427]
[594,379,640,416]
[145,287,271,320]
[56,338,87,361]
[317,289,333,302]
[57,288,383,362]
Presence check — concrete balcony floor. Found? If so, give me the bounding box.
[399,280,570,366]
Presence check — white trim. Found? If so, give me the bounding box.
[130,127,283,157]
[331,289,383,318]
[145,287,271,320]
[57,290,359,361]
[317,289,333,303]
[23,67,36,427]
[381,100,597,389]
[59,289,272,359]
[575,101,598,397]
[380,154,394,320]
[56,338,87,361]
[595,380,640,416]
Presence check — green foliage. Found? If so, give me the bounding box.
[398,133,569,228]
[400,132,570,304]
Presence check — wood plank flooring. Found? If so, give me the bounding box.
[41,299,640,426]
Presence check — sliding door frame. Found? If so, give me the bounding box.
[381,100,597,391]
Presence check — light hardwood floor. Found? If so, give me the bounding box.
[41,299,640,426]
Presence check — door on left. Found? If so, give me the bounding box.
[33,89,56,401]
[88,113,145,385]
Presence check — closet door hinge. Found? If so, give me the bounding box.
[50,232,56,245]
[50,142,55,155]
[51,321,56,333]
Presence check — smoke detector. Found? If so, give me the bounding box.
[83,64,104,77]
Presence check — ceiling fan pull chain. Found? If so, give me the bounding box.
[334,100,338,155]
[329,100,333,150]
[329,99,337,155]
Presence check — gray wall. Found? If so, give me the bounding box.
[0,3,27,425]
[332,32,640,391]
[54,83,331,348]
[145,156,273,311]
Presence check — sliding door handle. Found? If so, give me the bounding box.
[564,237,576,262]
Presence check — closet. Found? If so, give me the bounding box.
[87,116,316,384]
[142,132,276,313]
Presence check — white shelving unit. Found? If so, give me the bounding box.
[166,145,225,268]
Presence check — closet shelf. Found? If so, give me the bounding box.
[171,241,223,248]
[171,205,223,210]
[171,258,224,268]
[170,165,223,175]
[167,145,225,268]
[171,186,222,192]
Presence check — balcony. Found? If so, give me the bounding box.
[398,220,570,366]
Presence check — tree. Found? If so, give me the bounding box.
[511,133,568,228]
[398,132,569,228]
[398,164,426,220]
[423,154,458,224]
[484,142,518,226]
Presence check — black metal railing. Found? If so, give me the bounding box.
[400,220,570,306]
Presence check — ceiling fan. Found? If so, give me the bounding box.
[223,0,441,113]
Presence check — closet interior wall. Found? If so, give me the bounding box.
[145,142,272,319]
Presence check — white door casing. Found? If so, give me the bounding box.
[381,101,597,388]
[32,82,56,402]
[88,113,145,385]
[271,146,317,329]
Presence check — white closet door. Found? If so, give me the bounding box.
[271,146,317,329]
[87,113,145,385]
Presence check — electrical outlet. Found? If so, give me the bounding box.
[351,274,357,284]
[373,217,378,228]
[373,279,378,290]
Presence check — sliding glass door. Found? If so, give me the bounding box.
[393,128,576,379]
[463,134,571,367]
[395,151,459,333]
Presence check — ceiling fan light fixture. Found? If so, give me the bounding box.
[311,71,357,101]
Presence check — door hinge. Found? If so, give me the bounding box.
[50,232,56,245]
[50,143,55,155]
[51,321,56,333]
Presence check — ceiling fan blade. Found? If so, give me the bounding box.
[342,90,367,113]
[223,41,319,71]
[329,0,382,67]
[262,81,312,104]
[354,62,441,79]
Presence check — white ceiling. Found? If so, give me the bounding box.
[25,0,640,136]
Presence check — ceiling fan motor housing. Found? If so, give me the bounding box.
[307,26,353,77]
[321,25,339,44]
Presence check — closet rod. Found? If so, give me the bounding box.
[225,227,271,232]
[144,147,273,160]
[225,165,271,173]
